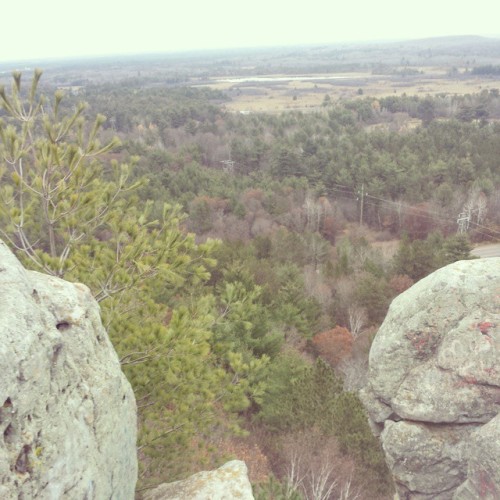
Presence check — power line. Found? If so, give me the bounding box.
[320,182,500,242]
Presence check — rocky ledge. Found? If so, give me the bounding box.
[361,258,500,499]
[144,460,254,500]
[0,241,137,499]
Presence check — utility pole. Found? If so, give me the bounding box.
[358,183,365,226]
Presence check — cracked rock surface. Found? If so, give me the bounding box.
[361,258,500,499]
[0,240,137,499]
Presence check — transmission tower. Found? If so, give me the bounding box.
[457,211,470,234]
[220,159,235,174]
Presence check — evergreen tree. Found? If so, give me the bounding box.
[393,232,474,281]
[258,358,391,495]
[0,72,265,486]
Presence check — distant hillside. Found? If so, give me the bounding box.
[3,35,500,86]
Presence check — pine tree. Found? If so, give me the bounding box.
[0,72,265,486]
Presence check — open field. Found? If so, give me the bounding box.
[3,35,500,116]
[197,69,500,113]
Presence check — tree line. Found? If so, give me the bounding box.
[2,72,495,497]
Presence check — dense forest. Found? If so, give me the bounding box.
[1,60,499,498]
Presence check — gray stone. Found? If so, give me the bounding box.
[454,413,500,500]
[391,363,497,423]
[144,460,254,500]
[362,258,500,499]
[382,420,477,497]
[0,240,137,499]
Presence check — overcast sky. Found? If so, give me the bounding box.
[2,0,500,62]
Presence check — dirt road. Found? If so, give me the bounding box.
[472,243,500,258]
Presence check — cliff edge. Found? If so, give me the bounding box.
[0,240,137,499]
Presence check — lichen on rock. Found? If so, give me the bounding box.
[144,460,254,500]
[361,258,500,499]
[0,240,137,499]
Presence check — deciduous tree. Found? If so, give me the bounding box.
[312,326,354,367]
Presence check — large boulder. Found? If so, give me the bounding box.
[361,258,500,499]
[144,460,254,500]
[0,241,137,499]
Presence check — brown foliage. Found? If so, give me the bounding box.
[312,326,354,367]
[196,195,230,212]
[242,188,265,202]
[403,202,437,239]
[242,188,265,213]
[320,215,338,243]
[279,430,361,500]
[215,437,271,483]
[210,214,251,241]
[250,216,276,237]
[389,274,414,295]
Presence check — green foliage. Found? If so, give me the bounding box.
[74,81,500,216]
[1,72,123,274]
[258,358,342,432]
[393,232,474,281]
[271,145,303,178]
[270,263,321,336]
[211,239,321,338]
[5,70,497,495]
[258,358,391,494]
[0,73,268,486]
[213,279,283,360]
[393,234,436,280]
[256,351,310,431]
[441,233,474,263]
[354,273,391,324]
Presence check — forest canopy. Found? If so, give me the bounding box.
[1,63,498,497]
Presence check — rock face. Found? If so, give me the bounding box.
[144,460,254,500]
[361,258,500,499]
[0,241,137,499]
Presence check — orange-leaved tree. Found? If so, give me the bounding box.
[312,326,354,367]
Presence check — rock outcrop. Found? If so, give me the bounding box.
[144,460,254,500]
[0,241,137,499]
[361,258,500,499]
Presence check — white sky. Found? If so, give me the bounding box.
[2,0,500,62]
